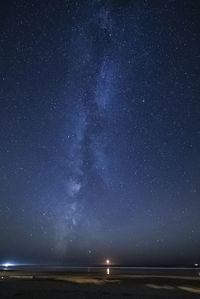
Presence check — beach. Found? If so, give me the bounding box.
[0,269,200,298]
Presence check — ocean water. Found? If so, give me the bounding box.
[0,265,199,277]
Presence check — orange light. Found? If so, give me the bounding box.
[106,259,110,265]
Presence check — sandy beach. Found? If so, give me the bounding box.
[1,271,200,298]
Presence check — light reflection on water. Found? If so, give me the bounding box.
[0,265,199,278]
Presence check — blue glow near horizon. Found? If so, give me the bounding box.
[2,262,16,267]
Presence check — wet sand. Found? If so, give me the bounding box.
[0,271,200,298]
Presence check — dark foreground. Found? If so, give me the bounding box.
[0,271,200,298]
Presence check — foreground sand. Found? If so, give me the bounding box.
[0,273,200,298]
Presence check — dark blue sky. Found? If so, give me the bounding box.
[0,0,200,266]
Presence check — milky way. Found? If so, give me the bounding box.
[55,2,118,257]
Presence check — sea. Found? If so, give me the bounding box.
[0,265,199,278]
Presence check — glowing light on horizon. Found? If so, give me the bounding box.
[106,259,110,265]
[2,262,14,267]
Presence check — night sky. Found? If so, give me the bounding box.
[0,0,200,266]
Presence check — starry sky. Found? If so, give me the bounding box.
[0,0,200,266]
